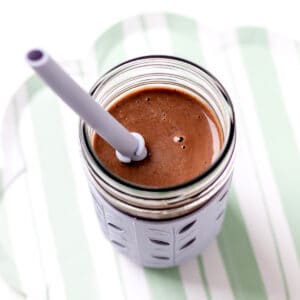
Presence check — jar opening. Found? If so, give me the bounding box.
[80,55,235,193]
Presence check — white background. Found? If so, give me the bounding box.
[1,0,300,113]
[0,0,300,298]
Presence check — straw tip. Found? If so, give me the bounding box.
[26,49,48,67]
[27,49,44,61]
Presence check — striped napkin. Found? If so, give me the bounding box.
[1,13,300,300]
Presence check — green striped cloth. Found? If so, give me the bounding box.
[1,13,300,300]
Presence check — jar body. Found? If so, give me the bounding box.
[79,56,236,267]
[89,175,232,267]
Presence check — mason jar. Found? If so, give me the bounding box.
[79,55,236,268]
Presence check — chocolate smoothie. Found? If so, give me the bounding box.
[92,86,223,187]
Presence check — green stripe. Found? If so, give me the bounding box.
[165,13,205,65]
[94,21,125,74]
[197,258,212,300]
[218,190,268,299]
[26,76,101,300]
[144,267,186,300]
[93,22,128,298]
[0,175,22,292]
[237,28,300,259]
[228,67,290,298]
[166,14,267,299]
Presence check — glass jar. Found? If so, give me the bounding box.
[79,56,236,267]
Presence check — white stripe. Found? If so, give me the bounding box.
[201,241,234,300]
[18,87,67,300]
[1,94,25,189]
[4,177,46,300]
[0,277,24,300]
[58,63,125,300]
[143,14,173,54]
[143,14,211,298]
[268,34,300,150]
[3,87,54,300]
[226,30,300,300]
[117,255,151,300]
[122,16,150,57]
[179,259,208,300]
[81,49,100,91]
[195,27,235,300]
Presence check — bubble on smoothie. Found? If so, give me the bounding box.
[173,136,184,143]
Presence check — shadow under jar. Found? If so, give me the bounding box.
[79,56,236,268]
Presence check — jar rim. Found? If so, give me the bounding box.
[80,55,236,193]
